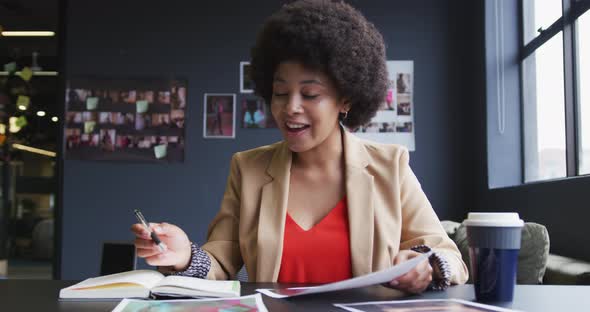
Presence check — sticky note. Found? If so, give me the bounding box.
[3,62,17,73]
[20,67,33,81]
[136,100,149,113]
[17,95,30,109]
[86,97,99,110]
[84,121,96,134]
[154,144,167,159]
[16,116,27,128]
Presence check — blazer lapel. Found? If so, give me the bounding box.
[343,129,375,276]
[257,142,291,282]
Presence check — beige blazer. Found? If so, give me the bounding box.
[201,129,469,284]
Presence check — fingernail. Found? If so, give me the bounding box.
[153,226,163,234]
[390,280,399,286]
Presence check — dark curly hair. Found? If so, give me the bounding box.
[250,0,389,130]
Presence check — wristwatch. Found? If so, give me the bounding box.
[410,245,452,290]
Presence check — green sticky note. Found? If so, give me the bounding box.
[154,144,167,159]
[16,95,30,109]
[15,116,27,128]
[136,100,149,113]
[86,97,99,110]
[84,121,96,134]
[3,62,17,73]
[20,67,33,81]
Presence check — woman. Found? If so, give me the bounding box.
[131,0,468,294]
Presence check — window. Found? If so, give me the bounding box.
[578,11,590,174]
[521,0,590,182]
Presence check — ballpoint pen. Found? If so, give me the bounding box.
[134,209,167,252]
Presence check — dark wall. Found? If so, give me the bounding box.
[60,0,480,279]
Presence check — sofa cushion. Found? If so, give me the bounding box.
[544,254,590,285]
[453,222,549,284]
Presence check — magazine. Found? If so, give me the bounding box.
[112,293,268,312]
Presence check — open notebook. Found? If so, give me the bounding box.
[59,270,240,300]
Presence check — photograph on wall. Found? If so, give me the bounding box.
[240,61,254,93]
[65,78,186,162]
[203,93,236,139]
[240,97,277,129]
[353,60,415,151]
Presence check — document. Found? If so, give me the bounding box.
[334,298,522,312]
[257,251,431,298]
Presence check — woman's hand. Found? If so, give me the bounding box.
[387,250,433,294]
[130,222,192,271]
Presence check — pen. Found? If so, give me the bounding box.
[134,209,167,252]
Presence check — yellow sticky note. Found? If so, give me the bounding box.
[154,144,167,159]
[17,95,30,109]
[3,62,17,73]
[136,100,149,113]
[20,67,33,81]
[86,97,99,110]
[16,116,28,128]
[84,121,96,134]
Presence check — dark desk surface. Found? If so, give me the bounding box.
[1,280,589,311]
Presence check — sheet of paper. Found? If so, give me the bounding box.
[20,67,33,81]
[257,251,431,298]
[84,121,96,134]
[153,144,167,159]
[4,62,17,73]
[112,293,268,312]
[136,100,149,113]
[86,97,98,110]
[334,298,523,312]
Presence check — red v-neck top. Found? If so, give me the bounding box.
[277,197,353,284]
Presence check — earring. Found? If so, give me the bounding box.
[342,111,348,120]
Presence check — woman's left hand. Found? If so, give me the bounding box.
[388,250,433,294]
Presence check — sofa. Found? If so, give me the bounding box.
[442,220,590,285]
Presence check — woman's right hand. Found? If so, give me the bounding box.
[130,222,192,271]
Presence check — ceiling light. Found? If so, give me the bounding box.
[37,111,46,117]
[51,116,58,122]
[1,31,55,37]
[18,105,27,111]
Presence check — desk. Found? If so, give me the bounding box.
[1,280,588,311]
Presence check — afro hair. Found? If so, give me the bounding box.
[250,0,389,129]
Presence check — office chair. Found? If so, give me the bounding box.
[100,241,137,276]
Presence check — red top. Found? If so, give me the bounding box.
[277,197,352,284]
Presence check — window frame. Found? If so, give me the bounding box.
[519,0,590,182]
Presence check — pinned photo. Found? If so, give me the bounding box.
[396,122,413,133]
[100,129,116,152]
[241,97,275,128]
[240,62,254,93]
[65,128,81,149]
[397,94,411,116]
[378,122,396,133]
[204,93,236,139]
[396,73,412,94]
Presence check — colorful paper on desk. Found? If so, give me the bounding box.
[136,100,149,113]
[257,251,432,298]
[4,62,17,73]
[111,294,268,312]
[334,298,523,312]
[86,97,99,110]
[20,67,33,81]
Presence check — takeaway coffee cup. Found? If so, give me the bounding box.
[464,212,524,302]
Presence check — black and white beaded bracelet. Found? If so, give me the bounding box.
[169,242,211,278]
